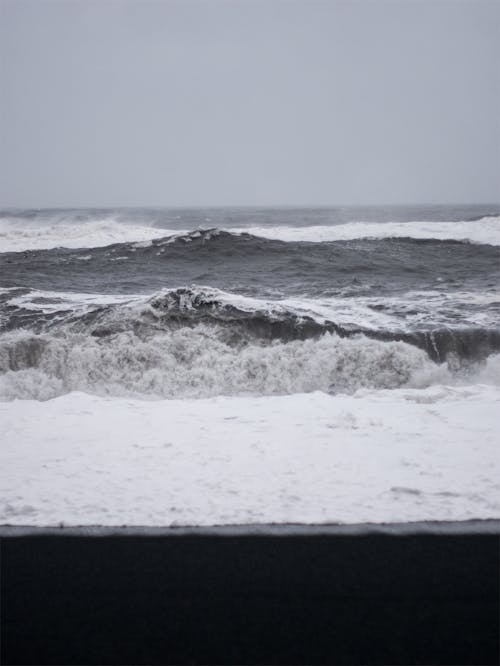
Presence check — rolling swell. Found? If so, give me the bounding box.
[1,229,498,298]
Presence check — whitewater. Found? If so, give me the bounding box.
[1,206,499,526]
[1,210,500,252]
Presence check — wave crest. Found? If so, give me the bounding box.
[231,216,500,246]
[2,286,500,365]
[1,211,500,252]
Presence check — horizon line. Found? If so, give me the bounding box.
[1,202,500,212]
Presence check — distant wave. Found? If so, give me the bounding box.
[2,227,499,299]
[1,213,499,252]
[0,216,171,252]
[232,216,500,246]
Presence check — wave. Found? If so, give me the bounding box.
[1,286,499,400]
[2,286,500,361]
[2,227,498,306]
[0,216,171,253]
[231,216,500,246]
[0,327,460,401]
[1,211,499,252]
[1,324,498,402]
[140,288,500,363]
[2,285,500,361]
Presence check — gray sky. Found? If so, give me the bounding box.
[1,0,499,208]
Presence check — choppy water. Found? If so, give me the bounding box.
[1,205,499,400]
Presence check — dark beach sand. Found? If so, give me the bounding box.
[1,521,499,665]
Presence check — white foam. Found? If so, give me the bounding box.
[2,285,498,403]
[3,283,499,345]
[1,385,499,525]
[1,285,301,323]
[5,289,139,314]
[0,328,450,401]
[282,290,500,330]
[124,284,500,331]
[0,217,172,252]
[146,284,500,331]
[232,215,500,245]
[1,215,499,252]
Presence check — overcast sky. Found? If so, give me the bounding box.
[1,0,499,208]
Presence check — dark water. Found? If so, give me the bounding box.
[2,230,499,297]
[0,206,499,400]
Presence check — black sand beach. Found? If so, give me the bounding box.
[1,521,499,665]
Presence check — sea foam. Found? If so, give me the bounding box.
[2,322,498,401]
[232,215,500,245]
[1,214,499,252]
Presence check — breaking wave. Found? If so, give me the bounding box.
[0,327,456,401]
[0,216,166,253]
[1,209,499,252]
[2,286,500,362]
[232,216,500,246]
[1,286,499,401]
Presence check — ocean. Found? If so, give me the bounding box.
[1,205,499,525]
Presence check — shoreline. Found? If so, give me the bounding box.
[1,517,500,536]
